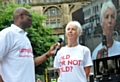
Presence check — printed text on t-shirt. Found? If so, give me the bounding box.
[59,54,81,72]
[19,48,33,58]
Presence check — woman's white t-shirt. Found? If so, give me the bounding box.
[54,45,93,82]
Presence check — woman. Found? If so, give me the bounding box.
[92,0,120,74]
[54,21,93,82]
[92,0,120,60]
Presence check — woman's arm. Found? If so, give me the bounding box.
[58,69,60,76]
[84,66,91,79]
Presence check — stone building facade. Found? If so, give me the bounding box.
[0,0,92,43]
[3,0,120,47]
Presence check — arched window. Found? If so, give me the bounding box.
[45,7,61,28]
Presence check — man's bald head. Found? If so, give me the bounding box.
[13,7,29,18]
[13,7,32,30]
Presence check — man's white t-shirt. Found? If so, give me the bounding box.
[0,24,35,82]
[54,45,93,82]
[0,64,1,75]
[92,40,120,60]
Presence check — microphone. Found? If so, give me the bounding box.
[102,35,108,74]
[102,35,107,58]
[53,38,63,58]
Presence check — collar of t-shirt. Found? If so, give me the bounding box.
[10,24,28,36]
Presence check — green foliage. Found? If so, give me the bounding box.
[0,3,58,75]
[0,2,30,28]
[35,74,45,81]
[0,2,3,6]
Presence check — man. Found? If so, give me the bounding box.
[0,7,61,82]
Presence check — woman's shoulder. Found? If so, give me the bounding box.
[114,40,120,44]
[58,46,67,51]
[78,44,90,50]
[92,43,102,60]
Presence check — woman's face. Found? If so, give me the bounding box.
[103,8,115,35]
[66,24,79,40]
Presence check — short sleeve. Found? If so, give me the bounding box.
[53,55,59,68]
[53,50,61,68]
[0,29,12,61]
[83,47,93,67]
[0,64,1,75]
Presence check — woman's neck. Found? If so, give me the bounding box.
[67,40,78,47]
[106,35,114,48]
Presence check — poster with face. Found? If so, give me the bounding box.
[77,0,120,76]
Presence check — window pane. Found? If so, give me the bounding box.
[46,7,61,16]
[50,20,56,28]
[46,20,49,27]
[49,0,52,2]
[84,9,91,17]
[50,8,55,16]
[50,9,53,16]
[57,19,61,27]
[23,0,27,3]
[48,0,56,2]
[44,0,46,3]
[45,7,61,28]
[51,23,56,28]
[18,0,22,4]
[45,10,49,16]
[57,9,60,16]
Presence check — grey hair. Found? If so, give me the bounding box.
[100,0,117,26]
[65,21,82,36]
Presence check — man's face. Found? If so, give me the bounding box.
[21,10,32,29]
[103,8,115,35]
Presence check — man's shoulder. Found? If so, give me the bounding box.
[0,27,11,34]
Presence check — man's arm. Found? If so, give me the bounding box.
[0,76,3,82]
[34,43,61,66]
[34,51,51,66]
